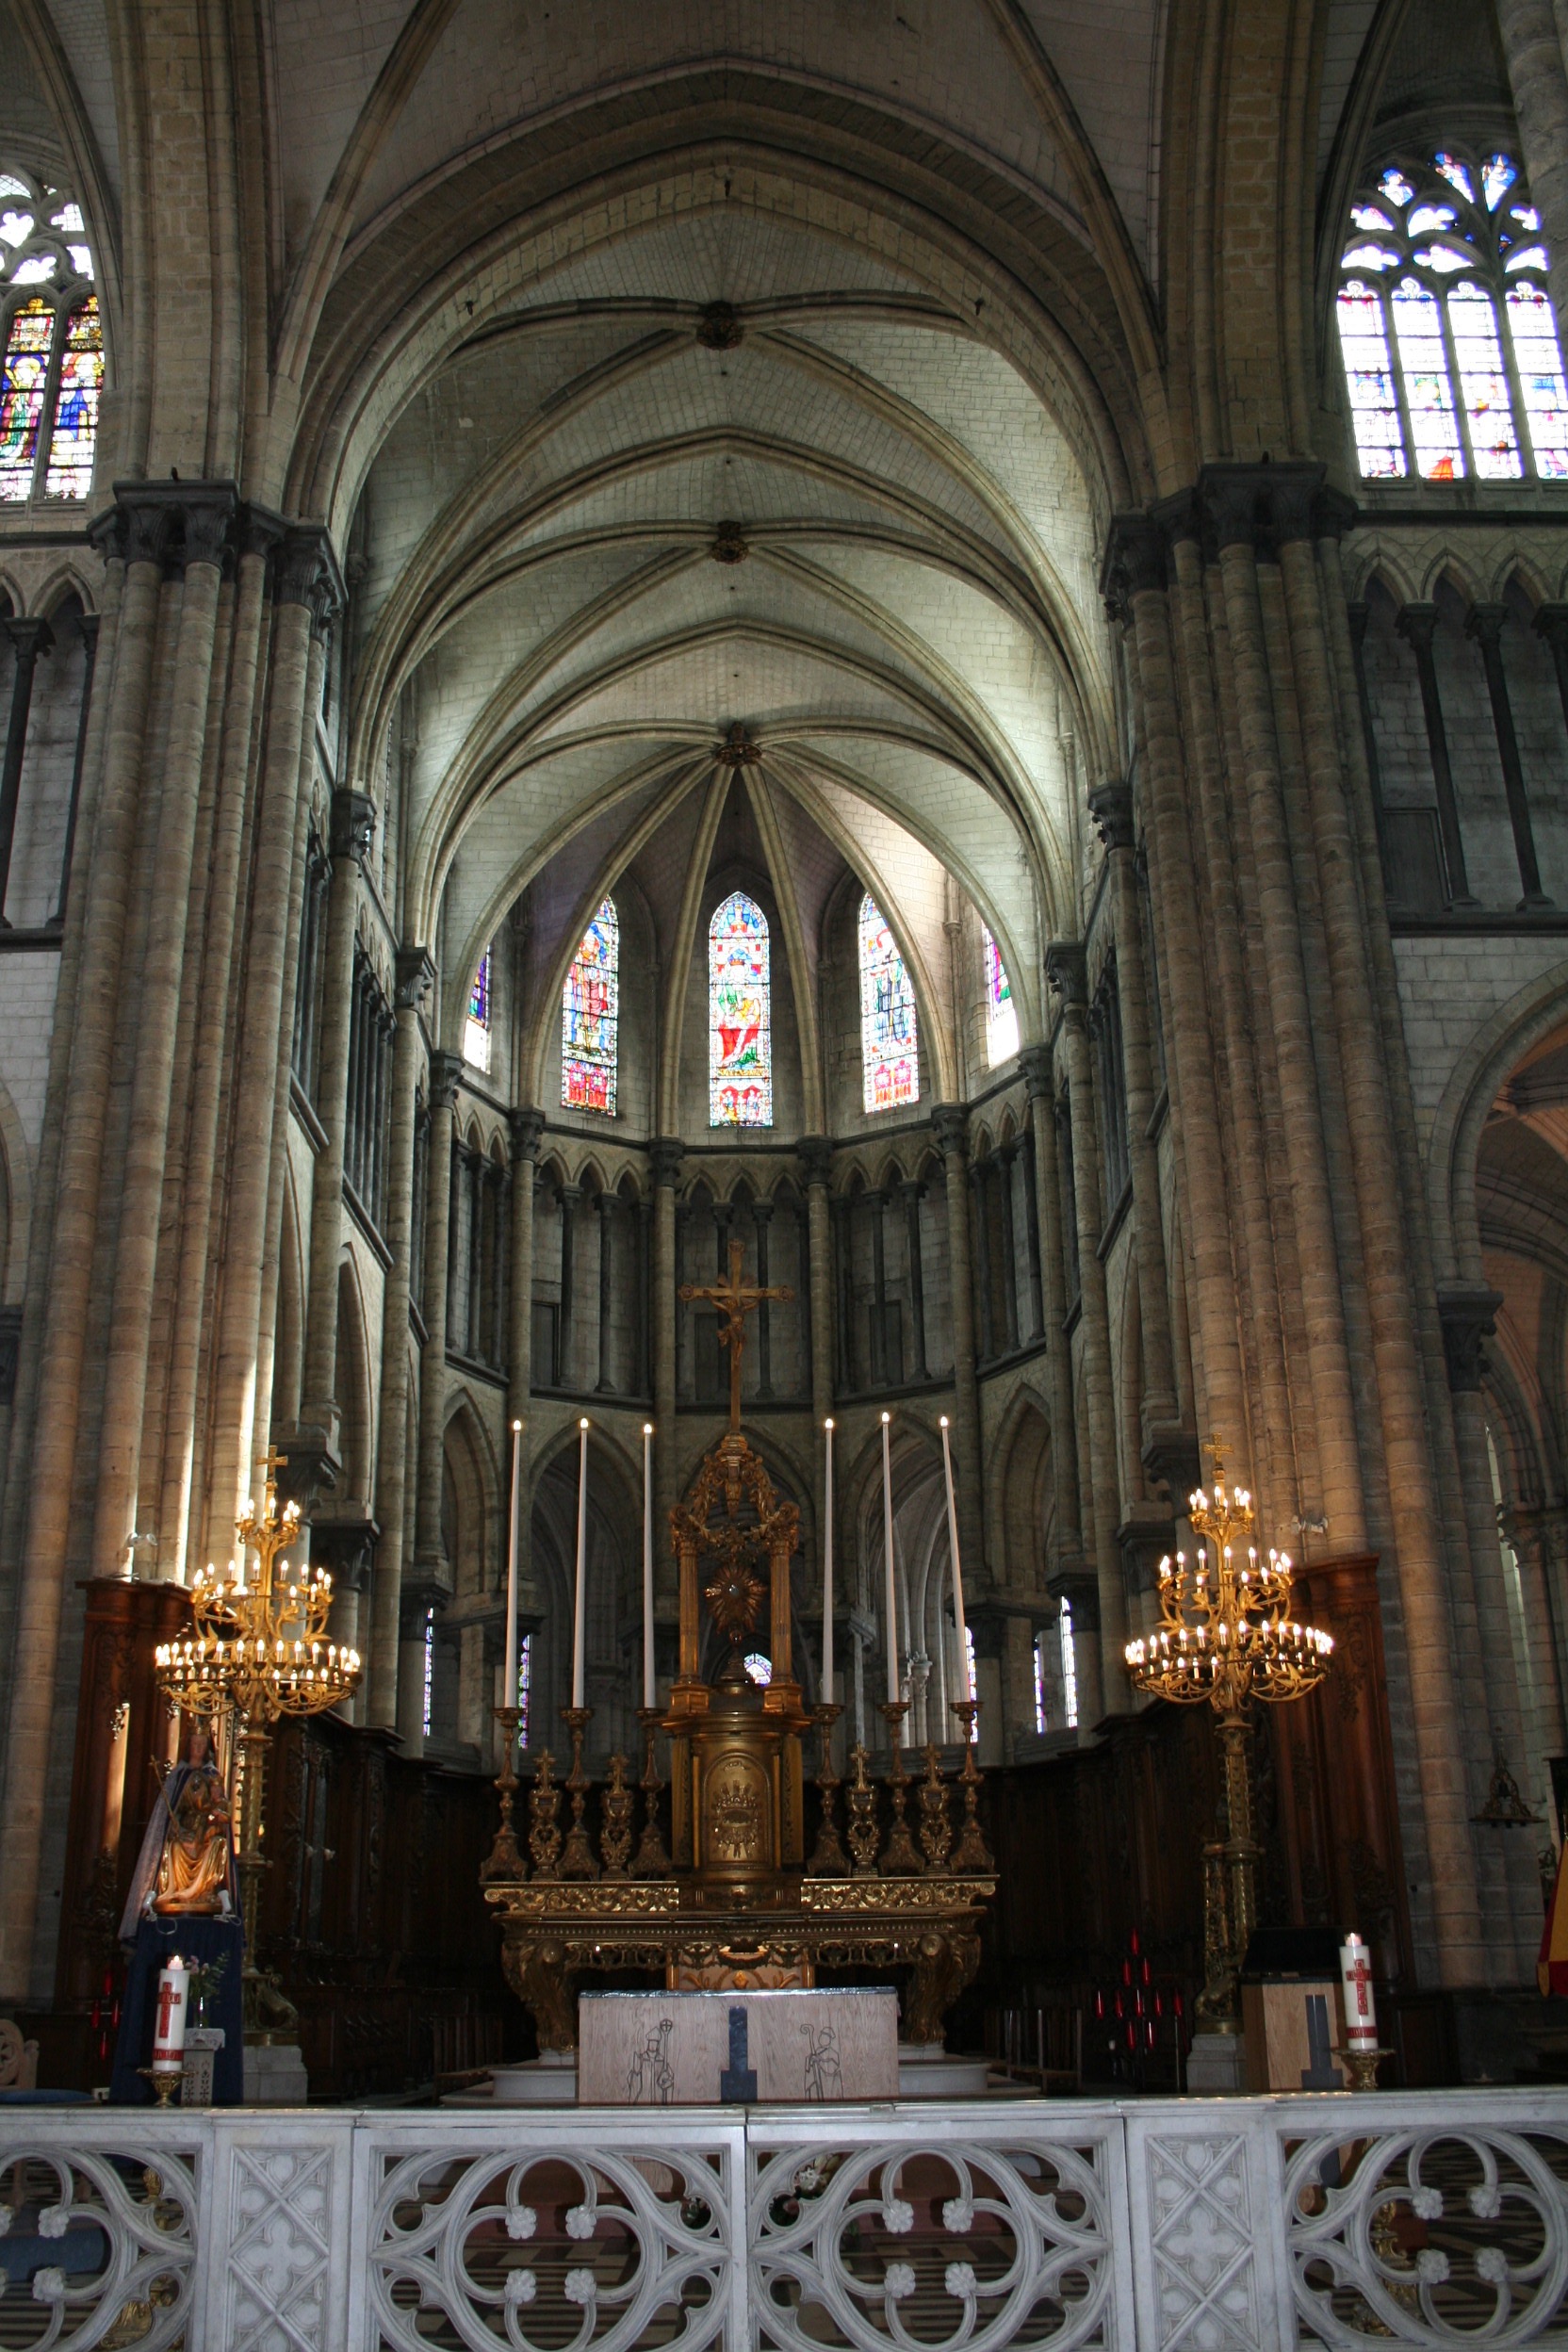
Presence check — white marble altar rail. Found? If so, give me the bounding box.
[3,2090,1568,2349]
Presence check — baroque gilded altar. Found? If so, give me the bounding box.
[482,1246,995,2056]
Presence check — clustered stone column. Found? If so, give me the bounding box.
[930,1106,986,1584]
[0,489,344,1998]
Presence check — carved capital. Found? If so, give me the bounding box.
[1046,1571,1100,1629]
[1017,1043,1054,1102]
[1141,1423,1202,1501]
[1100,514,1168,616]
[276,523,346,640]
[1437,1283,1504,1394]
[329,787,376,864]
[1087,780,1135,853]
[798,1134,832,1187]
[510,1105,547,1164]
[1045,939,1088,1006]
[1200,459,1325,552]
[2,616,52,667]
[1315,486,1359,542]
[1464,600,1508,650]
[90,480,241,574]
[930,1103,969,1162]
[650,1135,685,1188]
[395,944,436,1010]
[428,1049,464,1113]
[1534,601,1568,657]
[1396,600,1438,656]
[309,1514,380,1592]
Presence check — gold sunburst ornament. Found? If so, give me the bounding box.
[1124,1446,1332,2030]
[155,1449,361,2036]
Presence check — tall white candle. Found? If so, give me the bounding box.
[572,1418,589,1708]
[822,1419,835,1701]
[1339,1933,1378,2050]
[939,1416,972,1704]
[881,1412,899,1706]
[504,1418,522,1722]
[152,1953,188,2073]
[642,1422,655,1708]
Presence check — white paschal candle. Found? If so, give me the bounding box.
[572,1418,589,1707]
[881,1413,899,1707]
[504,1419,521,1722]
[152,1954,188,2073]
[822,1420,835,1701]
[1339,1933,1378,2050]
[939,1414,971,1704]
[642,1422,655,1709]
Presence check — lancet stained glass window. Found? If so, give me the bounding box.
[0,169,98,503]
[562,896,619,1115]
[1336,145,1568,484]
[983,925,1019,1068]
[858,893,919,1113]
[709,890,772,1127]
[464,945,491,1071]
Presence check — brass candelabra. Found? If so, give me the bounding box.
[1124,1450,1331,2029]
[155,1449,361,2038]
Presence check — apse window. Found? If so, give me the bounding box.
[858,893,919,1113]
[464,944,492,1071]
[983,926,1019,1068]
[562,896,618,1115]
[0,171,100,503]
[710,890,772,1127]
[1336,146,1568,482]
[1059,1598,1079,1730]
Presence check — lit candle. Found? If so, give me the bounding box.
[152,1953,188,2076]
[572,1418,589,1707]
[642,1423,655,1709]
[1339,1932,1378,2051]
[504,1418,522,1726]
[822,1419,835,1703]
[939,1415,971,1704]
[881,1412,899,1707]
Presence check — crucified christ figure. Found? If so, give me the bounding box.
[680,1237,794,1431]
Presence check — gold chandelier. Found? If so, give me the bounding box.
[155,1449,361,2038]
[1124,1454,1331,2030]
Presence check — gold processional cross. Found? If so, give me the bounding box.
[679,1237,794,1431]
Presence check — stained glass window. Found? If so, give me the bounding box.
[1059,1599,1078,1731]
[858,893,919,1113]
[43,299,101,499]
[562,896,618,1115]
[464,944,491,1071]
[1337,282,1407,477]
[983,926,1020,1067]
[0,298,50,501]
[1338,146,1568,486]
[1507,283,1568,476]
[709,890,772,1127]
[1392,278,1463,478]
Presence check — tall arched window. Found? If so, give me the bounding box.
[0,171,100,504]
[858,893,919,1113]
[983,926,1019,1068]
[464,944,491,1071]
[709,890,772,1127]
[1336,146,1568,482]
[562,896,619,1114]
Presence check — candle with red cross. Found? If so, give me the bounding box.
[152,1954,189,2075]
[1338,1933,1378,2051]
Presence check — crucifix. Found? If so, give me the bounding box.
[680,1238,794,1431]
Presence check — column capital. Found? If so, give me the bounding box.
[395,944,436,1009]
[509,1104,547,1163]
[1534,601,1568,654]
[797,1133,832,1187]
[1017,1043,1054,1101]
[1464,600,1509,648]
[1,615,52,664]
[930,1102,970,1160]
[1087,780,1135,852]
[275,522,347,639]
[650,1135,685,1187]
[1045,939,1088,1006]
[329,787,376,865]
[1199,459,1325,551]
[1100,514,1168,616]
[1395,600,1439,653]
[1436,1283,1504,1392]
[428,1049,464,1112]
[89,480,243,574]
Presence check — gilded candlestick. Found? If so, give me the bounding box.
[878,1702,923,1875]
[630,1707,672,1878]
[948,1699,994,1872]
[558,1706,599,1880]
[806,1701,848,1876]
[480,1704,526,1883]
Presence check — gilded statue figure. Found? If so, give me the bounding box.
[151,1745,233,1917]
